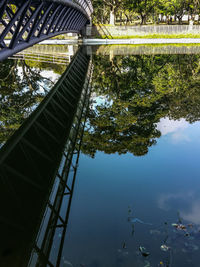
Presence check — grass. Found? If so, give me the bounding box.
[95,33,200,39]
[98,43,200,47]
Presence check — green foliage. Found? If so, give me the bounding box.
[81,52,200,157]
[92,0,200,25]
[124,0,159,24]
[98,33,200,39]
[0,59,57,144]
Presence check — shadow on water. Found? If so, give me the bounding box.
[0,47,92,267]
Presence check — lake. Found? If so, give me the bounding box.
[1,44,200,267]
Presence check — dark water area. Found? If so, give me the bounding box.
[1,45,200,267]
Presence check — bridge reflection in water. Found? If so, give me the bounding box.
[0,47,93,267]
[9,45,77,64]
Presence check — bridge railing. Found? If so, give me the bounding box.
[73,0,93,19]
[0,0,93,61]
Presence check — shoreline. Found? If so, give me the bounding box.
[36,38,200,45]
[83,38,200,45]
[4,38,200,46]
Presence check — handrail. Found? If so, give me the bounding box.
[8,0,93,19]
[72,0,93,18]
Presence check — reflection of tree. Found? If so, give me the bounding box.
[82,53,200,158]
[153,54,200,123]
[0,59,55,144]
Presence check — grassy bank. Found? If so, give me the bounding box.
[98,43,200,47]
[95,33,200,39]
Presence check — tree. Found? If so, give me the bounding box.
[153,54,200,122]
[125,0,159,24]
[82,53,200,158]
[163,0,188,24]
[82,54,171,157]
[0,59,54,145]
[101,0,122,25]
[187,0,200,23]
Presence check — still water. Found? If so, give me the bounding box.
[1,45,200,267]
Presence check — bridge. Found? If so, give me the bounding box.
[0,0,93,61]
[0,47,93,267]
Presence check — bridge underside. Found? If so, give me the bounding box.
[0,0,89,61]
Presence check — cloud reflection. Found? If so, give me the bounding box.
[181,201,200,225]
[158,191,200,225]
[158,191,194,211]
[157,117,190,143]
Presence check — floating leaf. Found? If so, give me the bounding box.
[160,244,170,252]
[139,246,150,257]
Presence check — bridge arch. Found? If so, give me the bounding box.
[0,0,93,60]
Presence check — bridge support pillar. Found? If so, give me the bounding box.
[85,24,92,37]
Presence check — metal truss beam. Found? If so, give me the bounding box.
[0,0,92,61]
[0,47,92,267]
[31,57,93,267]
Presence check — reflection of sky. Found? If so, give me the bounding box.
[63,116,200,266]
[91,95,113,109]
[157,117,189,143]
[39,70,60,94]
[158,191,200,225]
[157,117,200,144]
[156,118,200,224]
[40,70,60,83]
[17,67,60,94]
[0,64,62,145]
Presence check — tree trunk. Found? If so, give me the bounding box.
[119,12,123,25]
[110,9,115,25]
[177,16,182,24]
[141,14,147,25]
[125,14,129,25]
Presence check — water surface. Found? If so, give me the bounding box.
[61,49,200,267]
[1,45,200,267]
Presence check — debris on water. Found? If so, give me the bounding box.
[131,224,135,236]
[122,242,127,249]
[144,260,151,267]
[128,206,132,215]
[129,217,152,225]
[63,260,73,266]
[159,261,164,266]
[177,211,183,224]
[160,244,170,252]
[184,232,190,237]
[172,223,186,230]
[139,246,150,257]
